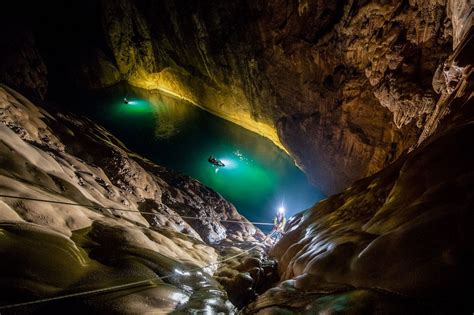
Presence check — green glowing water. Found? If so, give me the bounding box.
[75,86,325,227]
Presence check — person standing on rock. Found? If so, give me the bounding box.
[270,207,286,243]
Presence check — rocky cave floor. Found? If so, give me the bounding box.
[1,54,473,313]
[0,1,473,313]
[0,85,281,314]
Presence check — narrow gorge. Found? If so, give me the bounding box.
[0,0,472,314]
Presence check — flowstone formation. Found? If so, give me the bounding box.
[0,1,472,313]
[247,120,474,313]
[2,0,472,194]
[246,28,473,314]
[0,85,274,313]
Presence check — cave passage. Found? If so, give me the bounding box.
[72,85,325,227]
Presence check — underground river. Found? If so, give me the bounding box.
[72,85,325,229]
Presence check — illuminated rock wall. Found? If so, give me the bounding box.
[92,0,471,194]
[0,0,472,194]
[0,84,269,312]
[247,35,474,312]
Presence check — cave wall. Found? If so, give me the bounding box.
[0,0,472,194]
[248,116,474,314]
[248,45,474,312]
[0,84,269,313]
[92,0,455,194]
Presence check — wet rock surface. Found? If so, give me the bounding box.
[246,44,474,313]
[0,85,272,313]
[2,1,472,193]
[0,1,472,314]
[214,238,279,309]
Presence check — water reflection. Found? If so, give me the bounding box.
[75,85,325,226]
[146,92,198,140]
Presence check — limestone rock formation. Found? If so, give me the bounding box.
[247,117,474,313]
[3,0,471,194]
[0,84,268,313]
[0,1,472,313]
[214,237,279,309]
[95,0,471,194]
[0,30,48,101]
[246,31,474,313]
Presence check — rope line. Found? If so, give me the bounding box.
[0,194,274,226]
[0,230,274,310]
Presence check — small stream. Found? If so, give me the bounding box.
[72,85,325,228]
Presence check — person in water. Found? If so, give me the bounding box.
[208,156,225,166]
[208,156,217,164]
[271,207,287,242]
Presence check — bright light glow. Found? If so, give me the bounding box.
[127,100,138,105]
[278,206,285,214]
[219,158,237,169]
[172,292,190,304]
[174,268,191,276]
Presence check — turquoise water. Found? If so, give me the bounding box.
[74,86,325,228]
